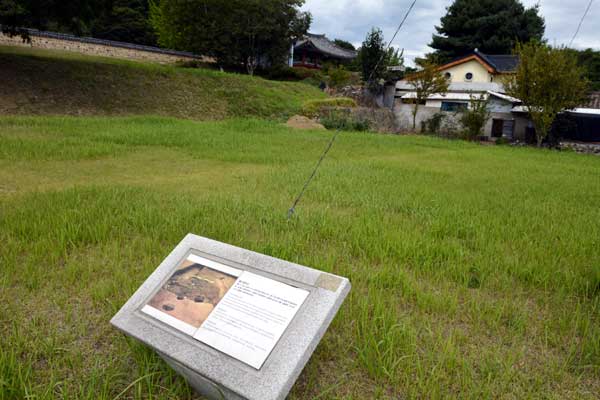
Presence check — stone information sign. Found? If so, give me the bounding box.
[111,234,350,400]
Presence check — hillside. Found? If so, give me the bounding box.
[0,46,326,120]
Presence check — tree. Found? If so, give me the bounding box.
[1,0,101,39]
[567,48,600,91]
[460,94,490,140]
[92,0,156,46]
[333,38,355,51]
[430,0,544,62]
[357,27,404,89]
[357,27,386,87]
[406,62,449,130]
[150,0,310,74]
[0,0,157,46]
[506,42,588,147]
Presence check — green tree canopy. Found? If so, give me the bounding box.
[92,0,156,46]
[357,27,404,88]
[568,48,600,91]
[406,62,449,130]
[0,0,99,37]
[1,0,156,46]
[506,42,588,146]
[430,0,544,62]
[333,38,355,51]
[150,0,310,74]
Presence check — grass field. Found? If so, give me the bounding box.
[1,116,599,399]
[0,46,325,120]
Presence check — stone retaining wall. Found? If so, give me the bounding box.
[0,30,212,65]
[559,141,600,155]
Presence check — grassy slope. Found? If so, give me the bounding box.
[1,116,599,399]
[0,46,325,120]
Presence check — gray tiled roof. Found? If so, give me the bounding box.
[295,33,357,60]
[475,50,519,72]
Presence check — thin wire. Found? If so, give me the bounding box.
[287,130,341,219]
[569,0,594,47]
[366,0,418,83]
[286,0,418,218]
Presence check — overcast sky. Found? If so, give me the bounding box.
[301,0,599,66]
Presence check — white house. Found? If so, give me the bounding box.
[394,49,533,139]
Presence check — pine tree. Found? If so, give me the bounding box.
[430,0,544,62]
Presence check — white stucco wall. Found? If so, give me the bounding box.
[442,59,493,83]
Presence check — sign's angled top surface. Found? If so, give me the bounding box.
[111,233,350,400]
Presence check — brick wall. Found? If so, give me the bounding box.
[0,31,213,65]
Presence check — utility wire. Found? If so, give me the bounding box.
[366,0,418,83]
[287,130,341,219]
[286,0,418,218]
[569,0,594,47]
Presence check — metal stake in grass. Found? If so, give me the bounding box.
[287,130,341,219]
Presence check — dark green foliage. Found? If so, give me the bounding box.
[333,38,355,51]
[430,0,545,62]
[0,0,99,37]
[0,0,157,46]
[260,65,304,81]
[357,28,385,86]
[91,0,156,46]
[357,27,404,88]
[150,0,311,74]
[567,48,600,91]
[259,66,327,87]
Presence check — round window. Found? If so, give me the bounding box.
[444,72,451,80]
[465,72,473,81]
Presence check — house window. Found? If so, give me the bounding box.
[465,72,473,81]
[441,101,468,112]
[444,72,451,80]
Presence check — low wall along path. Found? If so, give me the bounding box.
[0,27,213,65]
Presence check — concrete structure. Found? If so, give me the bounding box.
[394,50,532,138]
[0,28,213,65]
[111,234,350,400]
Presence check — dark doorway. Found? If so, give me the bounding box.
[492,119,503,138]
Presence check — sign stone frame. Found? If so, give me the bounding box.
[111,233,351,400]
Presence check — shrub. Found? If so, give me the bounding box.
[495,137,511,145]
[422,113,445,135]
[301,97,356,118]
[294,67,323,80]
[460,95,490,141]
[320,109,370,131]
[258,66,326,85]
[261,65,303,81]
[327,65,352,88]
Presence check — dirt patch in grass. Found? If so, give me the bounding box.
[285,115,326,130]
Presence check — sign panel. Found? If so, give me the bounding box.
[141,254,308,369]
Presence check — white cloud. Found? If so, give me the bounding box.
[302,0,599,66]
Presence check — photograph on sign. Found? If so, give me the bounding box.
[141,253,309,369]
[142,254,242,335]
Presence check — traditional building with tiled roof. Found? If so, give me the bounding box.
[290,33,357,69]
